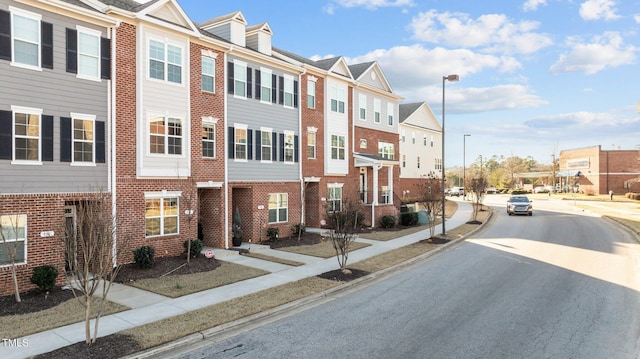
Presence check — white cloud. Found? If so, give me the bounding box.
[579,0,620,21]
[523,0,547,12]
[327,0,414,10]
[634,14,640,23]
[408,10,553,55]
[550,32,636,74]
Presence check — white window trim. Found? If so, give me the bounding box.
[327,183,343,212]
[387,103,394,126]
[201,56,216,93]
[374,99,381,123]
[144,193,181,237]
[359,94,367,120]
[75,25,102,81]
[0,214,28,267]
[233,60,248,99]
[268,193,288,224]
[70,112,97,166]
[9,6,42,71]
[260,67,272,104]
[147,113,186,158]
[11,105,42,165]
[283,130,295,164]
[202,117,217,159]
[283,74,295,108]
[260,126,273,163]
[147,37,184,86]
[234,123,248,162]
[378,142,395,160]
[307,79,316,109]
[330,134,346,161]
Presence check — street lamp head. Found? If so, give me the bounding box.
[444,74,459,82]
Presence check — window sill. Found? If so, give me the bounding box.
[11,160,42,166]
[70,162,97,167]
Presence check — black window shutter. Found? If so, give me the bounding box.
[96,121,105,163]
[42,115,54,161]
[0,110,12,159]
[227,62,234,94]
[66,28,77,74]
[278,76,284,105]
[41,22,53,69]
[271,132,277,160]
[246,67,252,99]
[255,130,261,161]
[294,134,299,162]
[100,37,111,79]
[60,117,72,162]
[0,10,11,61]
[293,80,299,108]
[271,74,277,103]
[254,70,261,100]
[247,129,253,160]
[279,133,285,162]
[227,126,234,159]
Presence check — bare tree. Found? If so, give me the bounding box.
[415,171,444,239]
[64,191,129,345]
[0,206,24,303]
[325,193,362,275]
[470,177,488,221]
[179,177,198,264]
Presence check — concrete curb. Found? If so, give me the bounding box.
[125,209,493,359]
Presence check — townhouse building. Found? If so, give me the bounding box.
[0,0,116,295]
[398,102,443,196]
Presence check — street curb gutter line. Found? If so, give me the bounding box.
[123,209,493,359]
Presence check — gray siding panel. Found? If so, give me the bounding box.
[0,2,109,194]
[226,56,300,182]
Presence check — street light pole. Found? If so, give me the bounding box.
[463,134,470,200]
[441,74,459,236]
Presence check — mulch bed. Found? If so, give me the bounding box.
[114,254,220,283]
[317,268,370,282]
[0,287,75,317]
[34,334,140,359]
[265,231,324,249]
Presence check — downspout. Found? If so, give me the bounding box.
[371,163,383,228]
[110,20,121,266]
[223,50,230,249]
[299,69,306,228]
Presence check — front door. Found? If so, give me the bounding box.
[360,171,367,203]
[64,205,77,273]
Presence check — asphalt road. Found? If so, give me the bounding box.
[163,196,640,359]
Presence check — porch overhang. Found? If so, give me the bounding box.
[304,176,321,183]
[353,153,399,168]
[196,181,224,188]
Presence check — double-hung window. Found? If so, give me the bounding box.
[283,131,294,163]
[307,130,316,159]
[423,134,427,146]
[13,107,41,162]
[233,61,247,97]
[202,118,216,158]
[307,80,316,109]
[234,125,247,160]
[0,214,27,265]
[331,134,345,160]
[77,27,100,79]
[387,103,394,126]
[11,9,40,68]
[268,193,288,223]
[359,94,367,120]
[378,142,394,160]
[72,114,94,163]
[201,56,215,93]
[261,129,272,161]
[283,76,294,107]
[330,86,345,114]
[149,115,182,155]
[260,68,272,103]
[149,39,182,84]
[145,196,179,237]
[327,185,342,212]
[374,99,381,123]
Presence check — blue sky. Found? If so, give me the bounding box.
[178,0,640,167]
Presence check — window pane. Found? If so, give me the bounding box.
[145,218,160,236]
[202,75,214,92]
[14,40,38,66]
[150,60,164,80]
[278,208,287,222]
[168,137,182,155]
[268,209,277,223]
[167,45,181,65]
[149,40,164,61]
[163,216,177,234]
[168,64,181,83]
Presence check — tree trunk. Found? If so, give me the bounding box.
[85,296,92,344]
[11,265,21,302]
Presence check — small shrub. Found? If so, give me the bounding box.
[291,223,306,236]
[30,265,58,292]
[266,227,279,242]
[400,212,419,226]
[183,239,203,259]
[380,215,396,229]
[133,245,155,269]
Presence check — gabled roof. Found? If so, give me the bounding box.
[100,0,201,35]
[348,62,374,79]
[399,102,441,132]
[315,56,353,79]
[349,61,395,94]
[199,10,247,30]
[246,22,272,35]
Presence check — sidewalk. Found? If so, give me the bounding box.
[2,200,473,359]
